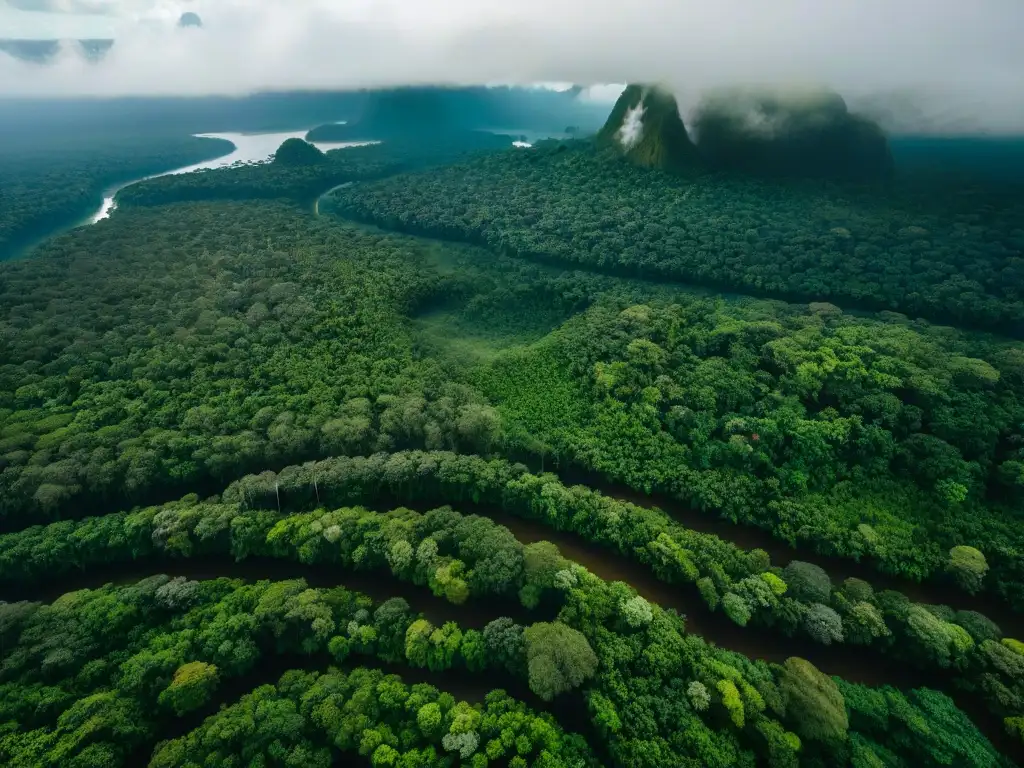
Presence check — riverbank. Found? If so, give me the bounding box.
[314,180,354,215]
[4,130,379,261]
[0,135,234,262]
[97,134,380,222]
[89,133,237,223]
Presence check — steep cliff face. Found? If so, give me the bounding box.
[692,87,894,181]
[597,85,700,172]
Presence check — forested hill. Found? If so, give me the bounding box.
[596,84,699,172]
[690,87,894,181]
[325,141,1024,335]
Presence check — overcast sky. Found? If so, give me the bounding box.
[1,0,1023,134]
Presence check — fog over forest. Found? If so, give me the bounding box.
[1,0,1023,135]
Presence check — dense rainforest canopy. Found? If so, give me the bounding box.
[273,138,328,166]
[113,133,516,210]
[0,131,231,260]
[1,114,1023,768]
[325,141,1024,334]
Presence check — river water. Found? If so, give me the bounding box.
[89,131,381,223]
[89,127,541,224]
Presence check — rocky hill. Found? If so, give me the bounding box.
[596,84,699,172]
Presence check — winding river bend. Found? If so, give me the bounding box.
[89,131,379,223]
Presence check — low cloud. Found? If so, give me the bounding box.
[5,0,114,13]
[617,100,646,149]
[1,0,1022,134]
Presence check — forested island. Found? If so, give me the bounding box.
[1,84,1023,768]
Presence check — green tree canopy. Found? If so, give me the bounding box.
[157,660,219,715]
[779,657,849,743]
[523,621,598,701]
[272,138,326,166]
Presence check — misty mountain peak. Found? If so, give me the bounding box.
[692,86,894,180]
[597,84,699,173]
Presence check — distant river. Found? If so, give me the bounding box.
[90,130,379,222]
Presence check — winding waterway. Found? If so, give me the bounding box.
[3,555,545,630]
[89,131,380,223]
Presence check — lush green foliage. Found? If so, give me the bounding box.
[523,622,599,701]
[5,126,1024,767]
[470,296,1024,603]
[2,451,1020,764]
[3,478,1010,766]
[225,451,1024,740]
[0,132,230,258]
[115,134,516,209]
[157,660,219,715]
[273,138,328,166]
[323,143,1024,332]
[0,202,502,526]
[780,657,849,742]
[0,573,591,766]
[149,668,594,768]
